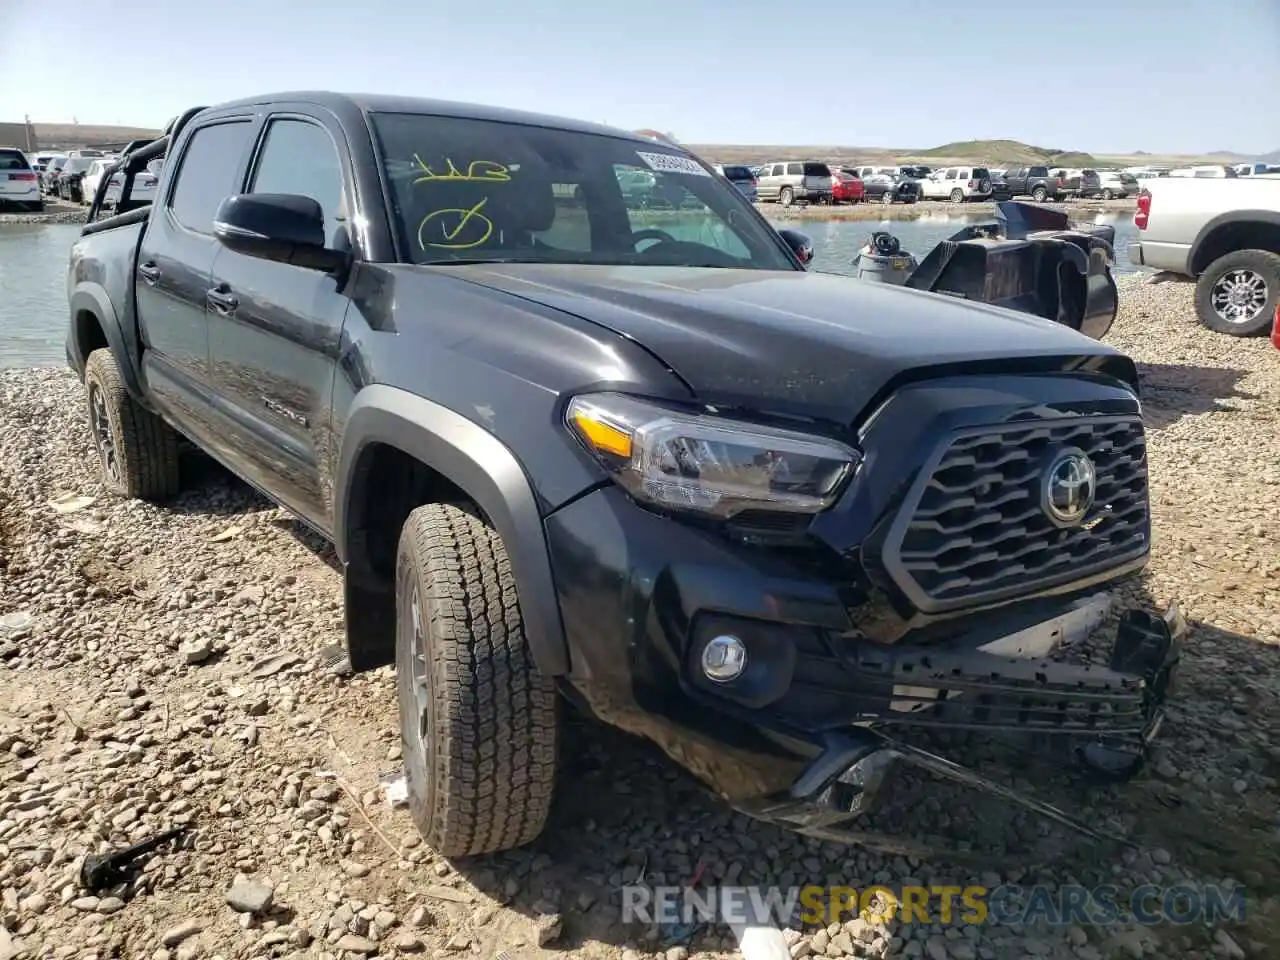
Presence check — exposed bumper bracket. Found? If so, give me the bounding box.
[738,604,1185,860]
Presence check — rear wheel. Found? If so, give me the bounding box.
[949,188,964,203]
[1031,186,1049,202]
[396,503,560,857]
[880,191,893,205]
[779,187,794,206]
[1102,188,1114,201]
[83,348,181,500]
[1194,250,1280,336]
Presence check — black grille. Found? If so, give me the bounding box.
[885,416,1149,608]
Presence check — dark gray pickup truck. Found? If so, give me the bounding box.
[66,92,1180,858]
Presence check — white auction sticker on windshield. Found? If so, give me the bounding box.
[635,151,711,177]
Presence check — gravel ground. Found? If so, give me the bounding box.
[1,277,1278,960]
[0,198,1134,227]
[758,198,1137,222]
[0,199,88,226]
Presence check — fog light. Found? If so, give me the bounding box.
[701,634,747,682]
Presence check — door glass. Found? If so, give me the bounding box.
[250,119,346,246]
[169,121,255,233]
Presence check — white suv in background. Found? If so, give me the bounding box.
[919,166,993,202]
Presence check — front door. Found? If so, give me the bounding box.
[205,113,353,533]
[135,118,257,437]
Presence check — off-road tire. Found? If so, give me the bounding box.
[1193,249,1280,336]
[779,187,794,206]
[395,503,559,857]
[83,348,181,500]
[1031,186,1049,202]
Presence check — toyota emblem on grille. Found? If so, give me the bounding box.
[1042,448,1096,527]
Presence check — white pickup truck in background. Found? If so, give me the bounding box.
[1128,174,1280,335]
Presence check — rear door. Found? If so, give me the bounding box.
[135,115,258,440]
[205,111,353,530]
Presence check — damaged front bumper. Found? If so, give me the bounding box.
[736,604,1184,853]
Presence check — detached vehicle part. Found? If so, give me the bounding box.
[851,201,1119,339]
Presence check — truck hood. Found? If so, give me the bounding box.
[437,264,1131,424]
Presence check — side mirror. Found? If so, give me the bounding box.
[778,228,814,266]
[213,193,347,273]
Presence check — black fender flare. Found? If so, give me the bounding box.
[68,282,144,398]
[333,384,570,676]
[1189,209,1280,274]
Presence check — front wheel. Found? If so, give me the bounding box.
[396,503,560,857]
[1101,189,1114,200]
[779,187,794,206]
[880,191,893,205]
[1031,186,1049,202]
[1194,250,1280,336]
[83,348,181,500]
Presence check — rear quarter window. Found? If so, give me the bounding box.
[803,162,831,177]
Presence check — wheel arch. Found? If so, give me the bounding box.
[1189,212,1280,275]
[334,385,570,677]
[68,283,143,397]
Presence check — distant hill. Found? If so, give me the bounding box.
[912,140,1101,166]
[31,121,163,149]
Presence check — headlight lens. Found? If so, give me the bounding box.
[566,393,860,518]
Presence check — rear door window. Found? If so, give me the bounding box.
[785,163,802,176]
[169,120,255,234]
[1030,166,1048,177]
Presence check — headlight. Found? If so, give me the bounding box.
[566,393,860,519]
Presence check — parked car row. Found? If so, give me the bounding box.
[0,147,164,210]
[712,159,1145,207]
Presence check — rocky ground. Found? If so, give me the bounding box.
[757,198,1137,222]
[0,197,1135,227]
[0,199,88,226]
[1,277,1278,960]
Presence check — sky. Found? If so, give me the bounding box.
[1,0,1278,156]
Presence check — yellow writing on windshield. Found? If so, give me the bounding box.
[417,197,494,250]
[413,154,511,185]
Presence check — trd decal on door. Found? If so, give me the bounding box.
[262,396,309,427]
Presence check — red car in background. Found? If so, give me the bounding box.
[831,170,865,204]
[1271,302,1280,352]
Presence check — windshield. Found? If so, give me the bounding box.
[371,113,795,270]
[65,158,94,173]
[0,150,29,170]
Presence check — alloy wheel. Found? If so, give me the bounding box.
[1211,269,1269,325]
[88,383,121,484]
